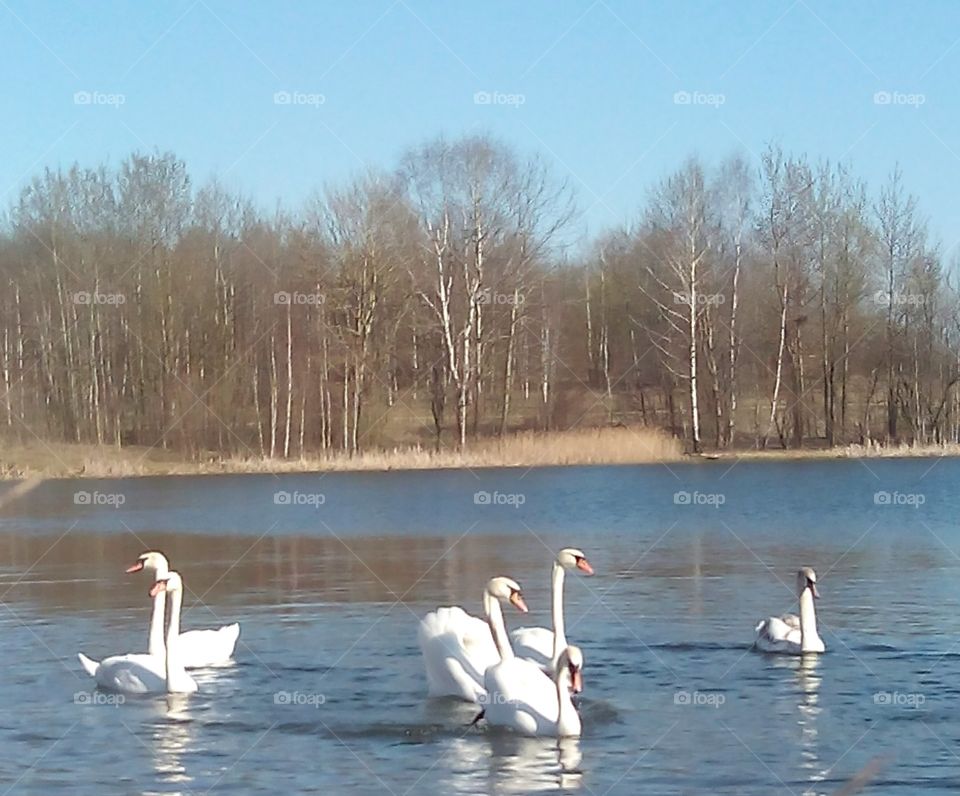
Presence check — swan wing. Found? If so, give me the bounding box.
[418,607,497,701]
[179,623,241,668]
[778,613,801,631]
[89,653,166,694]
[509,627,553,667]
[754,616,802,653]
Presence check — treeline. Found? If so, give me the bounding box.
[0,135,957,459]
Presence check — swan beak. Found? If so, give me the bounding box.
[570,667,583,694]
[576,557,594,575]
[126,561,144,573]
[149,579,169,598]
[810,583,820,599]
[509,592,529,613]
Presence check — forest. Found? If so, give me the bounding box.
[0,134,955,461]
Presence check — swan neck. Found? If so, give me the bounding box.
[486,592,514,661]
[550,562,567,665]
[165,588,184,686]
[798,588,821,651]
[555,665,578,735]
[148,590,166,656]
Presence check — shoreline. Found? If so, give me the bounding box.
[711,442,960,462]
[1,434,958,482]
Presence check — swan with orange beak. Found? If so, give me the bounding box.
[510,548,594,669]
[125,550,240,667]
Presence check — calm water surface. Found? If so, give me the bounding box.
[2,458,960,794]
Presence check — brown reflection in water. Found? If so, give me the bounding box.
[0,530,536,614]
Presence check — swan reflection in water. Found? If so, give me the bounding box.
[433,734,583,794]
[773,653,825,796]
[149,695,195,792]
[486,733,584,794]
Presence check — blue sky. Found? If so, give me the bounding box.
[2,0,958,253]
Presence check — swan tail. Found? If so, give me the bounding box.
[221,622,241,653]
[77,652,99,677]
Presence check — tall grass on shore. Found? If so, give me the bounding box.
[197,426,685,473]
[0,427,683,480]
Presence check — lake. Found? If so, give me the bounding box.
[1,457,960,794]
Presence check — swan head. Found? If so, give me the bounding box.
[149,570,184,598]
[557,645,584,693]
[557,547,594,575]
[797,567,819,599]
[127,550,170,577]
[486,576,528,613]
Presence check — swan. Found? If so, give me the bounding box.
[78,571,199,694]
[510,548,593,669]
[418,576,528,702]
[754,567,825,654]
[483,644,584,737]
[126,550,240,667]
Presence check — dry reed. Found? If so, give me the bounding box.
[0,427,682,480]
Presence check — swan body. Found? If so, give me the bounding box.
[510,548,593,668]
[78,652,167,693]
[484,646,584,737]
[418,577,528,702]
[127,551,240,667]
[755,567,825,655]
[79,571,198,694]
[174,625,241,667]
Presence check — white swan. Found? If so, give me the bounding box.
[79,571,199,694]
[483,644,584,737]
[754,567,825,654]
[418,577,528,702]
[126,550,240,667]
[510,548,593,669]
